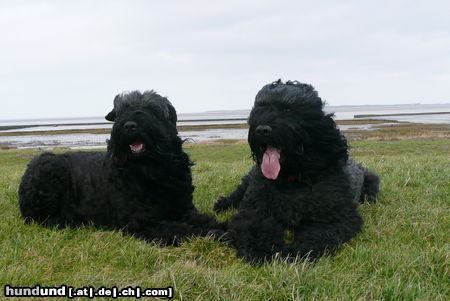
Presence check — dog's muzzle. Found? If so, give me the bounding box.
[121,121,146,154]
[252,125,281,180]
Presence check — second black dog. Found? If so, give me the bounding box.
[214,80,380,262]
[19,90,222,245]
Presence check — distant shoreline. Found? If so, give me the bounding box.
[2,109,449,133]
[354,111,450,118]
[0,118,249,132]
[1,103,449,149]
[2,102,450,122]
[0,119,399,136]
[1,121,449,150]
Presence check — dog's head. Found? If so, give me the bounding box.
[105,90,181,162]
[248,80,348,181]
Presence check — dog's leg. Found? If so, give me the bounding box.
[227,209,284,263]
[130,206,226,245]
[360,169,380,203]
[182,208,228,239]
[283,212,363,261]
[175,188,228,239]
[213,173,250,212]
[132,221,198,246]
[19,152,74,227]
[134,219,225,246]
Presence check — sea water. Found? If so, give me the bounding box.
[1,104,449,149]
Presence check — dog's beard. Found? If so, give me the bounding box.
[249,129,284,180]
[108,129,154,162]
[120,133,151,158]
[249,130,305,181]
[250,141,284,180]
[109,130,183,165]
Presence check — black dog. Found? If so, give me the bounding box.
[214,80,380,262]
[19,90,222,245]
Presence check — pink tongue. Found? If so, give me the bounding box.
[261,147,281,180]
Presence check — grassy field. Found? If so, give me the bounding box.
[0,138,449,300]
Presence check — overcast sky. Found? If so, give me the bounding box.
[1,0,449,120]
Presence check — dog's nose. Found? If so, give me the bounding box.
[123,121,137,132]
[255,125,272,136]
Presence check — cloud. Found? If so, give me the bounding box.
[0,0,449,119]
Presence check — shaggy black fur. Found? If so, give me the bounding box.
[19,90,222,245]
[214,80,380,263]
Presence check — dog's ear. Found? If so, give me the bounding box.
[105,94,121,121]
[105,109,116,121]
[166,102,177,124]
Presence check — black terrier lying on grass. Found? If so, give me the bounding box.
[19,90,222,245]
[214,80,380,262]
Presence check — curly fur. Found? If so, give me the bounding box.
[19,90,222,245]
[214,80,380,263]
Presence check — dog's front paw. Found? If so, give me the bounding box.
[213,196,232,213]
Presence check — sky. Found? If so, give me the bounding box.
[1,0,449,120]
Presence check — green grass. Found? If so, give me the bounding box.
[1,139,449,300]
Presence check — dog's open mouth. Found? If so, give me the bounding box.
[261,146,281,180]
[129,141,146,154]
